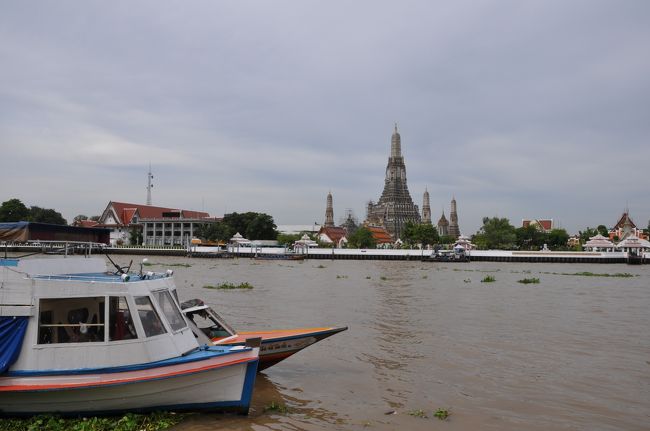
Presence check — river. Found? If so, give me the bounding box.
[114,256,649,431]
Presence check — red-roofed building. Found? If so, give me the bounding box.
[72,219,100,228]
[609,210,648,241]
[522,219,553,232]
[365,225,393,246]
[318,226,348,248]
[97,201,218,246]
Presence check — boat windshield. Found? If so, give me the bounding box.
[153,290,187,332]
[134,296,167,337]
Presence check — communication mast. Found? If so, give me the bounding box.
[146,163,154,205]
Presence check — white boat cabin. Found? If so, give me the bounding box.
[1,257,199,372]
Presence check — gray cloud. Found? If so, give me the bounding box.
[1,1,649,234]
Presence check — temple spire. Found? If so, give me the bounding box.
[324,191,334,227]
[449,196,460,239]
[422,188,431,223]
[390,123,402,158]
[366,125,420,239]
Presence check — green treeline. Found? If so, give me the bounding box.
[472,217,569,250]
[194,212,278,242]
[0,198,67,225]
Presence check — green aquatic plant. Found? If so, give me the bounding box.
[365,276,371,279]
[316,264,326,269]
[1,412,186,431]
[264,401,290,414]
[481,275,496,283]
[380,276,388,281]
[562,271,635,278]
[434,408,450,420]
[336,275,348,279]
[422,275,428,279]
[518,277,540,284]
[203,282,254,290]
[407,409,428,418]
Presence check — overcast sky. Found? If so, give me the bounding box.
[1,1,648,234]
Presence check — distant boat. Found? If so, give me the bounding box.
[424,246,470,262]
[182,299,347,371]
[0,255,259,416]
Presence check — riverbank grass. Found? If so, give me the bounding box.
[1,412,186,431]
[481,275,496,283]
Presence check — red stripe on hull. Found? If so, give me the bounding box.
[0,357,253,392]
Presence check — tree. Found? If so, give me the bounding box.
[245,213,278,240]
[222,212,257,237]
[515,224,545,250]
[401,222,419,247]
[129,227,143,246]
[546,228,570,250]
[0,198,30,222]
[194,222,234,242]
[596,225,608,237]
[473,217,516,250]
[348,227,376,249]
[277,233,303,246]
[221,212,278,240]
[578,227,598,244]
[438,235,455,245]
[402,221,439,247]
[28,206,67,225]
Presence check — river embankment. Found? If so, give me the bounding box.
[4,244,648,263]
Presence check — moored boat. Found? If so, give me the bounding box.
[0,256,259,416]
[181,299,347,371]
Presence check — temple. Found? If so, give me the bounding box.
[422,188,431,224]
[448,197,460,239]
[366,125,421,239]
[609,209,648,241]
[437,209,449,237]
[324,191,334,227]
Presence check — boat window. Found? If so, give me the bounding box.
[109,296,138,341]
[154,290,187,332]
[186,308,235,338]
[38,297,105,344]
[171,289,180,304]
[134,296,167,337]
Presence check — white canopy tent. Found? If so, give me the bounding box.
[583,234,615,251]
[294,234,318,248]
[229,232,251,245]
[616,236,650,251]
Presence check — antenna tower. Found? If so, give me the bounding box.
[146,164,154,205]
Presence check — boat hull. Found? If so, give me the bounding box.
[213,327,347,371]
[0,348,258,416]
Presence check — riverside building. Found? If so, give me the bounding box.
[97,201,217,246]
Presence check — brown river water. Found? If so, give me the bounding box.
[110,256,649,431]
